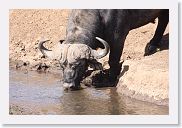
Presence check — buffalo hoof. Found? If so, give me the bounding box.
[144,43,160,56]
[92,71,117,87]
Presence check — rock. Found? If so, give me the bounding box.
[117,50,168,106]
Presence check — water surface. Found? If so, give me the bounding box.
[9,69,168,115]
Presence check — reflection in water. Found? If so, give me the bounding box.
[9,69,168,115]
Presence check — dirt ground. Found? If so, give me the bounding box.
[9,9,169,106]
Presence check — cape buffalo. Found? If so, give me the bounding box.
[39,9,169,89]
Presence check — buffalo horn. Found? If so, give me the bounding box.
[38,40,54,58]
[91,37,110,59]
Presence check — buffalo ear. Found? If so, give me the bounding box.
[59,40,65,44]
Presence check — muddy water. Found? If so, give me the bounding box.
[9,69,168,115]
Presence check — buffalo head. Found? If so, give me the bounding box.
[38,37,109,89]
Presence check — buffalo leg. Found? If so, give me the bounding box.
[108,32,128,84]
[145,10,169,56]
